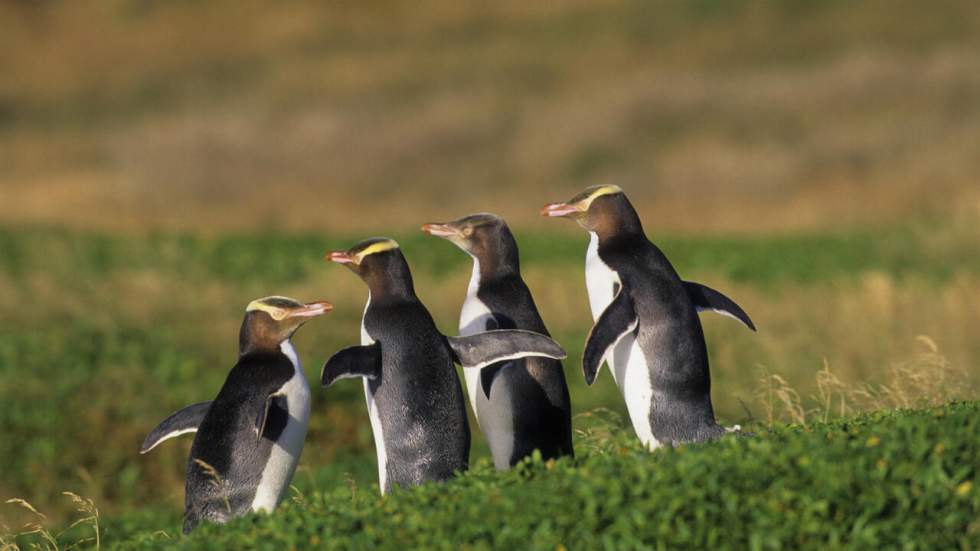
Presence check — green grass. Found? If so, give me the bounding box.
[9,402,978,549]
[2,221,978,286]
[1,223,977,545]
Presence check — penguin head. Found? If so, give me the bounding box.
[240,296,332,353]
[541,185,640,236]
[421,213,520,276]
[327,238,415,296]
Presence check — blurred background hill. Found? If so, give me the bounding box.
[3,0,980,232]
[1,0,979,530]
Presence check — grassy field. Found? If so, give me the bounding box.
[2,0,980,547]
[1,220,978,539]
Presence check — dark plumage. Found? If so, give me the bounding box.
[543,186,755,447]
[323,238,567,490]
[423,214,573,469]
[141,296,331,533]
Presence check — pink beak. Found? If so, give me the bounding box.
[326,251,354,264]
[421,223,460,237]
[290,301,333,318]
[540,202,581,217]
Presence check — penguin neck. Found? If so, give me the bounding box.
[366,271,417,301]
[239,317,290,357]
[592,197,645,246]
[471,226,520,283]
[466,255,518,300]
[472,251,519,284]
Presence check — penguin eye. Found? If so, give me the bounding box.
[463,227,474,237]
[271,309,287,321]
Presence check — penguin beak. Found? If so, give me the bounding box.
[421,223,460,238]
[326,251,355,265]
[540,202,582,218]
[289,301,333,318]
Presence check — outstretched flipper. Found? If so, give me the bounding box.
[447,330,566,370]
[140,401,212,454]
[321,343,382,387]
[684,281,756,331]
[583,286,637,386]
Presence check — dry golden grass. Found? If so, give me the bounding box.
[2,1,980,233]
[1,493,101,551]
[757,337,969,427]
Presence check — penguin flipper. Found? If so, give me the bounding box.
[684,281,756,331]
[140,401,212,454]
[321,343,381,387]
[255,393,287,441]
[478,363,507,399]
[447,330,566,370]
[583,286,638,386]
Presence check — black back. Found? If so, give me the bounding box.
[364,292,471,490]
[476,276,574,466]
[593,194,725,443]
[467,221,574,467]
[182,351,294,533]
[350,245,470,490]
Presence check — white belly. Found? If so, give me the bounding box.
[585,233,618,320]
[360,294,389,493]
[251,340,311,512]
[584,233,660,450]
[459,260,493,426]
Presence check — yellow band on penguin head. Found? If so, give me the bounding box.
[580,185,623,209]
[353,238,399,264]
[246,296,302,320]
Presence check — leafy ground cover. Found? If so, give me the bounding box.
[6,401,976,549]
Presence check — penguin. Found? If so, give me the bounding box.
[541,185,755,449]
[421,214,573,469]
[140,296,332,533]
[320,237,567,493]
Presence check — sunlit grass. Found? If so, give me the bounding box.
[1,223,977,523]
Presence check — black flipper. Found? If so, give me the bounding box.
[583,286,638,386]
[684,281,756,331]
[140,401,212,454]
[447,330,566,370]
[321,343,382,387]
[255,393,288,441]
[479,362,508,399]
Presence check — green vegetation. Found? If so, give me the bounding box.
[6,402,978,549]
[1,223,977,530]
[155,402,980,550]
[3,220,979,286]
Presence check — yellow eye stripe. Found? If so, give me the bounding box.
[354,239,399,263]
[245,297,291,320]
[582,185,622,208]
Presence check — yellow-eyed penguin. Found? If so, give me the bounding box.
[140,296,331,533]
[422,214,573,468]
[321,238,566,492]
[542,185,755,448]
